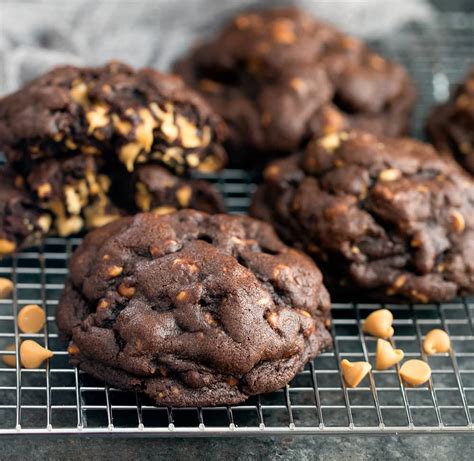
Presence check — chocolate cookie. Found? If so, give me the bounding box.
[174,7,415,166]
[427,67,474,174]
[0,167,51,256]
[56,210,331,406]
[251,130,474,303]
[0,61,227,175]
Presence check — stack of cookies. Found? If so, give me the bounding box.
[0,62,227,255]
[1,6,473,407]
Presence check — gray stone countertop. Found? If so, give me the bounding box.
[1,434,474,460]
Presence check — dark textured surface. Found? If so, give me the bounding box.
[251,129,474,303]
[175,6,415,166]
[1,434,474,460]
[427,67,474,175]
[57,210,331,406]
[0,166,51,255]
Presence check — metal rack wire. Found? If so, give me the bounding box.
[0,11,473,436]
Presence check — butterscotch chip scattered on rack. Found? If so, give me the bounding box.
[2,344,17,367]
[376,339,404,370]
[423,329,451,355]
[362,309,394,338]
[20,340,53,369]
[17,304,46,333]
[0,278,14,299]
[399,359,431,386]
[341,359,372,388]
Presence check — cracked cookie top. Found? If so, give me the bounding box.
[56,210,331,406]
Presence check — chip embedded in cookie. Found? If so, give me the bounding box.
[251,130,474,303]
[56,210,332,406]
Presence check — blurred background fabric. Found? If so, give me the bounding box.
[0,0,436,94]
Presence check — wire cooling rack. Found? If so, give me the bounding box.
[0,11,473,436]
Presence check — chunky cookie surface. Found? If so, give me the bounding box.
[251,130,474,303]
[56,210,331,406]
[175,7,415,165]
[0,167,51,255]
[427,67,474,175]
[0,61,227,174]
[0,62,227,250]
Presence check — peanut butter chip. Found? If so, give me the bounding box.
[449,210,465,233]
[318,132,342,151]
[20,340,53,369]
[18,304,46,333]
[70,82,89,106]
[362,309,394,338]
[379,168,401,182]
[376,339,404,370]
[0,239,16,255]
[107,265,123,278]
[86,105,109,133]
[120,142,142,172]
[271,19,296,44]
[0,278,14,299]
[423,329,451,355]
[399,359,431,386]
[2,344,17,367]
[37,214,52,233]
[176,186,192,207]
[153,206,177,216]
[67,343,80,355]
[37,182,52,198]
[341,359,372,388]
[118,283,136,298]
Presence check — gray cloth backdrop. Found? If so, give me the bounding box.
[0,0,435,95]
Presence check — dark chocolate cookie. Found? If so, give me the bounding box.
[0,61,227,175]
[251,130,474,303]
[427,67,474,175]
[0,167,51,255]
[56,210,331,406]
[175,7,415,166]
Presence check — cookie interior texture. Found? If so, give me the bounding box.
[0,62,227,252]
[0,167,51,256]
[0,61,227,174]
[56,210,332,406]
[251,130,474,303]
[175,6,416,166]
[427,67,474,175]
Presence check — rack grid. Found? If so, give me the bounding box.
[0,11,473,436]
